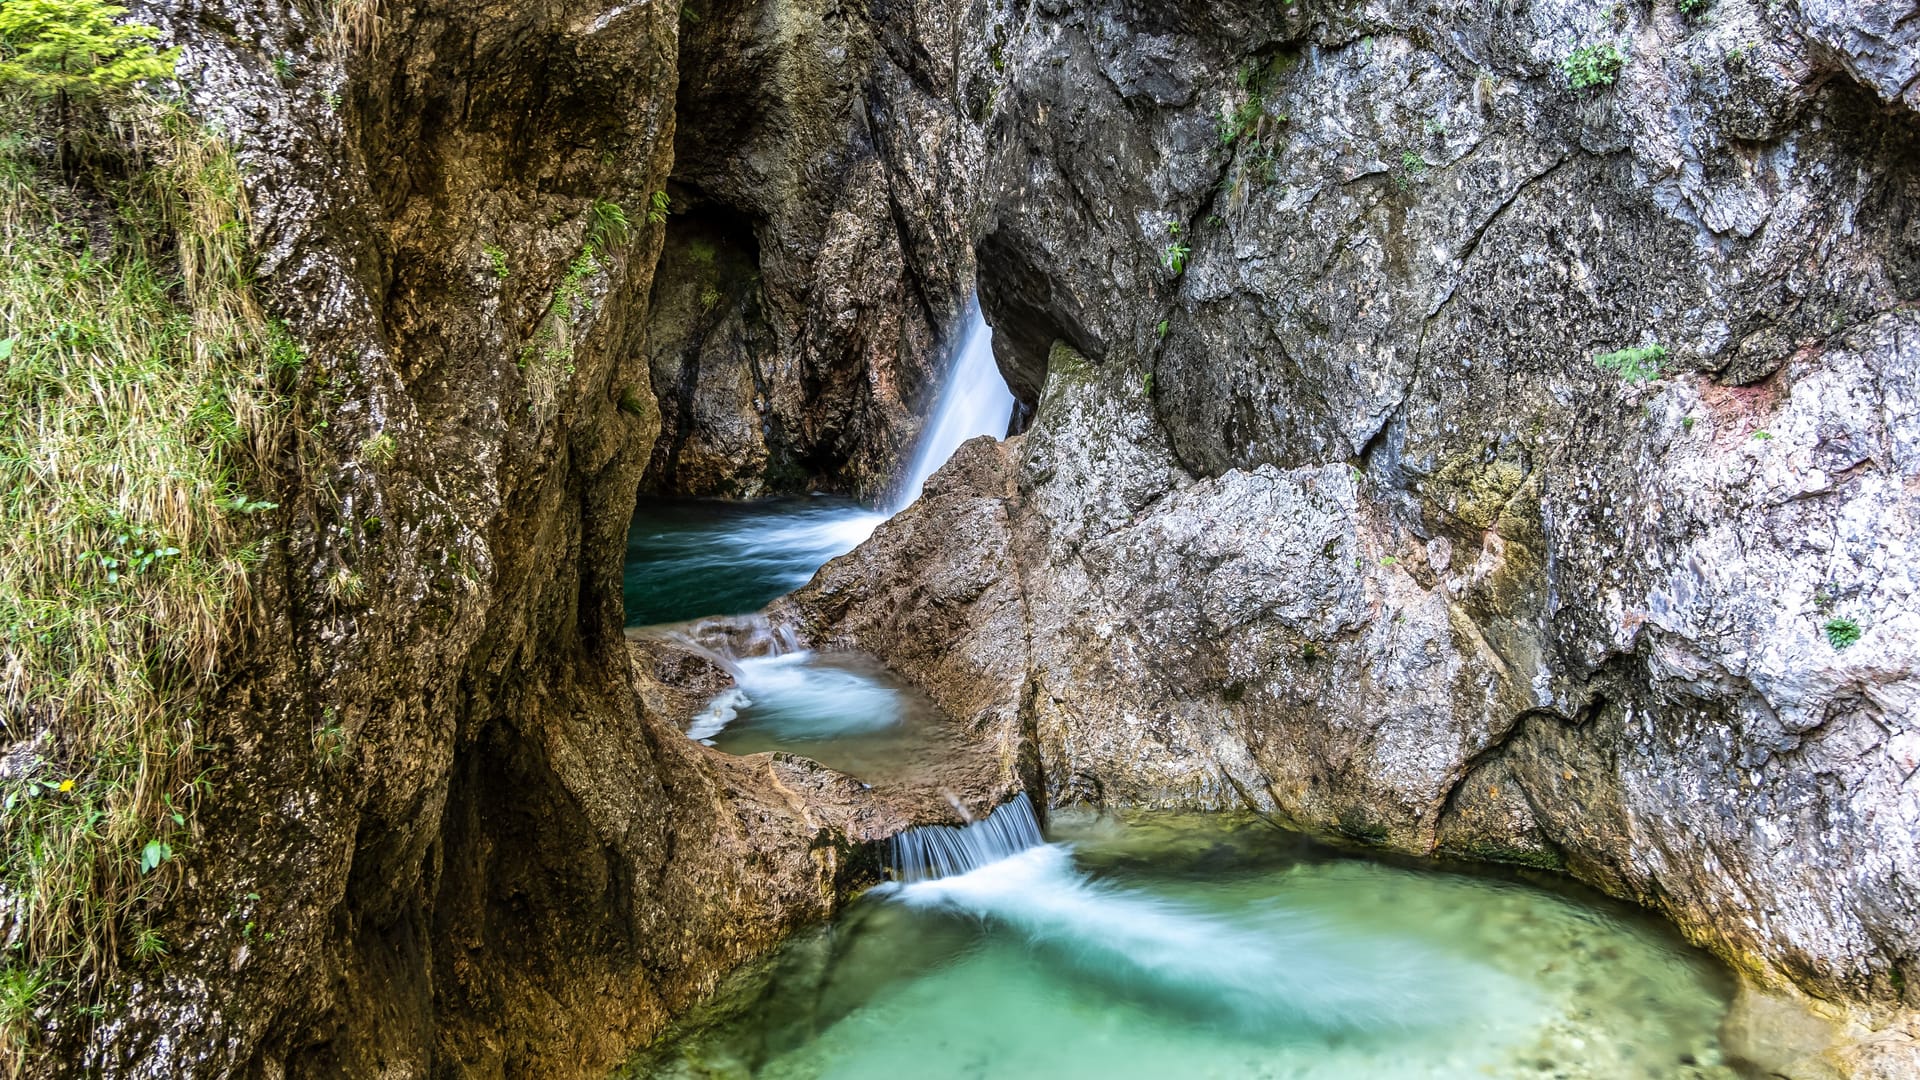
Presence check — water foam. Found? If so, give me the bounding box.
[897,303,1015,507]
[880,796,1478,1034]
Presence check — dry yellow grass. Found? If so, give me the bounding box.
[0,94,288,1064]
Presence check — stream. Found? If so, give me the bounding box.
[629,804,1738,1080]
[621,305,1739,1078]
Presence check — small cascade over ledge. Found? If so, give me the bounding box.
[888,792,1045,882]
[896,301,1015,508]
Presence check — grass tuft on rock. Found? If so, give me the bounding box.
[0,16,288,1059]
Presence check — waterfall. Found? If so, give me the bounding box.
[896,301,1015,507]
[888,792,1045,882]
[882,799,1478,1033]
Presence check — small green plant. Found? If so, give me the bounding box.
[699,284,722,312]
[361,431,396,467]
[484,244,509,280]
[1593,343,1668,383]
[131,926,166,962]
[588,198,629,251]
[617,386,651,417]
[1395,149,1428,190]
[138,840,171,875]
[1163,241,1191,274]
[218,493,278,514]
[645,189,670,225]
[1752,429,1773,441]
[1300,641,1320,663]
[313,713,349,767]
[1563,43,1626,89]
[1681,416,1696,431]
[328,567,367,604]
[1823,617,1862,650]
[1155,319,1169,339]
[1677,0,1711,15]
[271,54,293,82]
[1,963,50,1057]
[1218,93,1266,146]
[1379,555,1399,567]
[1142,371,1155,396]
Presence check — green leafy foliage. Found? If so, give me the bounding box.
[1562,43,1625,89]
[1593,343,1668,383]
[1163,241,1190,275]
[589,198,629,251]
[645,189,670,225]
[0,0,177,100]
[1823,617,1862,650]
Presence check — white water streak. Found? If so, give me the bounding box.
[897,303,1015,507]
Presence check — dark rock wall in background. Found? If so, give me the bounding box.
[641,0,1005,500]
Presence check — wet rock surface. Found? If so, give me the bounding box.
[40,1,982,1076]
[36,0,1920,1076]
[640,0,1005,500]
[787,0,1920,1074]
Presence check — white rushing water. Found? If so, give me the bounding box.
[687,650,908,744]
[887,792,1048,882]
[673,298,1014,745]
[897,302,1015,506]
[877,796,1483,1035]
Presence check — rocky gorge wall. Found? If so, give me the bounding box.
[638,0,1000,498]
[779,0,1920,1076]
[19,0,1920,1076]
[20,0,992,1075]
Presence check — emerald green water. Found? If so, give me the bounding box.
[632,812,1738,1080]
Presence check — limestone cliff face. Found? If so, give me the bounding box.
[785,0,1920,1074]
[51,1,950,1075]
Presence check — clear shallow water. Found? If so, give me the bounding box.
[623,497,886,627]
[688,649,967,787]
[632,812,1738,1080]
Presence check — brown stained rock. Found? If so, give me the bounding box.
[41,0,975,1076]
[640,0,1003,500]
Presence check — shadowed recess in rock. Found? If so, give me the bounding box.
[633,813,1740,1080]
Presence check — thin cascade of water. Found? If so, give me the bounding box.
[887,792,1045,882]
[884,810,1487,1034]
[896,301,1015,508]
